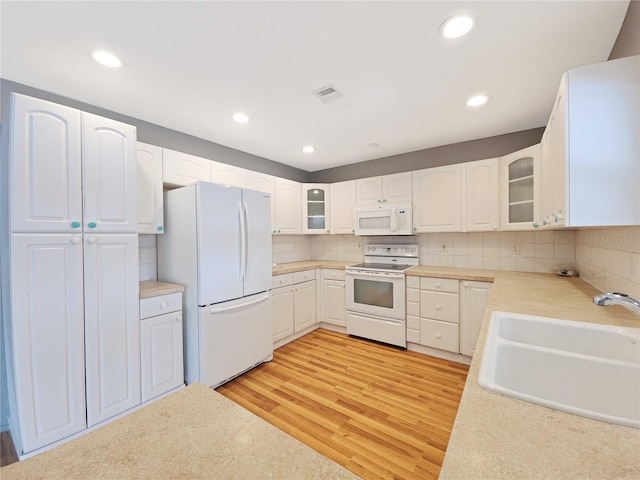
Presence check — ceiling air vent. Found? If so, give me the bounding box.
[311,84,343,104]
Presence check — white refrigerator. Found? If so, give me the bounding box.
[158,181,273,388]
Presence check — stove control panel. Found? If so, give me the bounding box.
[365,244,419,257]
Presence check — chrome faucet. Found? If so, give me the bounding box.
[593,293,640,316]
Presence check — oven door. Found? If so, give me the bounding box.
[345,270,406,320]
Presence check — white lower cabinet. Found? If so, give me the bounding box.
[272,270,317,344]
[8,233,140,453]
[140,293,184,403]
[321,269,346,326]
[460,281,492,356]
[408,276,491,358]
[84,234,141,427]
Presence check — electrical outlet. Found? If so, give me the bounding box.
[441,242,448,253]
[511,243,521,255]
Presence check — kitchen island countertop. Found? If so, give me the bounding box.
[0,383,359,480]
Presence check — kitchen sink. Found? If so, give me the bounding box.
[478,311,640,428]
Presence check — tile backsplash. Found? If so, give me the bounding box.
[141,227,639,297]
[139,234,158,281]
[576,226,640,298]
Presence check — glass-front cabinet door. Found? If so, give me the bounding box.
[302,184,331,234]
[500,144,541,230]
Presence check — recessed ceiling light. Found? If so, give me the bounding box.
[467,95,489,107]
[90,50,122,68]
[440,15,474,39]
[233,112,249,123]
[302,145,315,153]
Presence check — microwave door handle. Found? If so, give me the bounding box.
[391,209,397,232]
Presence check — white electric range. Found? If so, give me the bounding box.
[345,244,419,347]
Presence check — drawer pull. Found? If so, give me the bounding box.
[436,333,442,339]
[436,304,442,310]
[436,282,442,288]
[160,301,168,309]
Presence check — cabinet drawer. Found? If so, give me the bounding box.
[406,276,420,288]
[406,288,420,303]
[322,269,345,281]
[140,292,182,320]
[420,291,459,323]
[420,277,459,293]
[294,269,316,284]
[272,273,294,289]
[420,318,459,353]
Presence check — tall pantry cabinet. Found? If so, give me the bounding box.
[1,93,139,456]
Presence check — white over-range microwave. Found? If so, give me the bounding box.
[354,202,413,236]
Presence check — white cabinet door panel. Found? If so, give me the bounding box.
[382,172,412,203]
[322,278,346,326]
[141,312,184,402]
[136,142,164,234]
[465,158,500,232]
[10,234,86,452]
[274,178,302,234]
[413,165,463,232]
[330,181,356,234]
[82,113,137,233]
[84,234,140,426]
[460,281,492,357]
[294,280,316,332]
[10,94,82,233]
[162,148,211,186]
[210,161,246,188]
[272,285,294,342]
[246,171,276,231]
[356,177,382,205]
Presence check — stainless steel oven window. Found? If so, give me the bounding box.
[353,278,394,309]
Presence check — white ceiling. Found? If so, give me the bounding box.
[0,1,629,172]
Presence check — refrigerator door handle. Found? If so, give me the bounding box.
[243,201,250,281]
[209,293,270,314]
[238,201,246,282]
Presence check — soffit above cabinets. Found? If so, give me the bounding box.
[0,1,629,172]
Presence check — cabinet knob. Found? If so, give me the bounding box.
[160,301,168,309]
[70,236,81,245]
[157,226,164,232]
[532,222,539,228]
[413,227,417,232]
[326,229,330,233]
[87,236,97,244]
[435,282,441,288]
[88,222,97,229]
[352,229,355,233]
[383,199,387,203]
[492,225,497,230]
[436,304,442,310]
[71,221,81,229]
[377,199,382,203]
[435,333,442,339]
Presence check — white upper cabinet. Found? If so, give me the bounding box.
[356,172,411,206]
[162,149,211,186]
[500,144,541,231]
[10,94,83,233]
[412,164,463,233]
[274,177,302,234]
[330,180,357,234]
[10,94,136,234]
[82,113,137,233]
[465,158,500,232]
[246,171,276,231]
[136,142,164,234]
[302,184,330,234]
[541,55,640,228]
[210,161,246,188]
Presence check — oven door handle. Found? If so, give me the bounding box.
[346,270,405,279]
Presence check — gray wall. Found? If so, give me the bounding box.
[0,79,310,183]
[309,127,545,183]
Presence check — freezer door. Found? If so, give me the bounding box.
[242,188,273,296]
[199,293,273,387]
[196,182,243,305]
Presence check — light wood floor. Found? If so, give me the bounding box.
[217,329,469,480]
